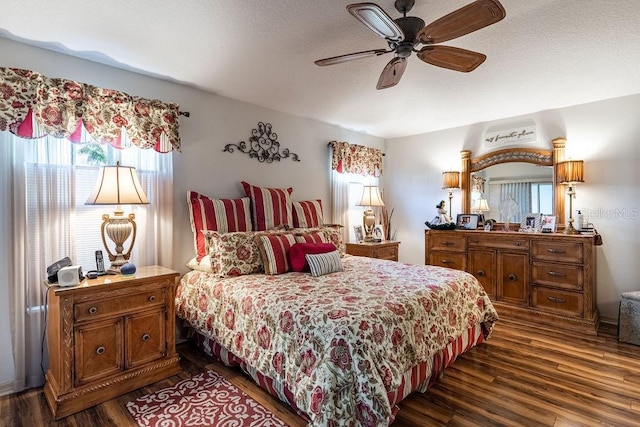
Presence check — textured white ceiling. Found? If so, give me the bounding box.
[1,0,639,138]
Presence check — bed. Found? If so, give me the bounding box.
[180,185,498,425]
[176,254,498,426]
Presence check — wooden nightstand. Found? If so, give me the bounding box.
[345,240,400,261]
[43,265,181,419]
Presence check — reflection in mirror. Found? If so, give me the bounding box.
[471,163,553,222]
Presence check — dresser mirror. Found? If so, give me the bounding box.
[460,137,566,228]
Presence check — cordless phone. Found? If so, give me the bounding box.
[95,250,106,274]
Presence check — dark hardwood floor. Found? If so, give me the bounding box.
[2,319,639,426]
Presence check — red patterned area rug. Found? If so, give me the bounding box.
[126,370,289,426]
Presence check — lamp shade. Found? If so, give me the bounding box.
[472,198,490,212]
[557,160,584,184]
[85,161,149,205]
[442,171,460,189]
[357,185,384,207]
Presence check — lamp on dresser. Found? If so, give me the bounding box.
[471,198,490,222]
[557,159,584,235]
[442,171,460,221]
[357,185,385,242]
[85,161,149,272]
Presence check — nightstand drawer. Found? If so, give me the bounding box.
[75,289,165,322]
[371,245,398,260]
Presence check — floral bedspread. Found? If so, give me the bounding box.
[176,255,498,426]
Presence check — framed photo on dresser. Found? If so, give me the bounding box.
[540,215,557,233]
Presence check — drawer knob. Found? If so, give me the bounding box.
[508,274,517,282]
[477,270,485,277]
[515,242,521,246]
[547,296,567,304]
[441,259,452,264]
[148,295,157,302]
[546,248,566,254]
[88,307,98,315]
[142,334,151,342]
[547,271,566,277]
[96,346,106,355]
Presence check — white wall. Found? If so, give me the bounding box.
[385,94,640,322]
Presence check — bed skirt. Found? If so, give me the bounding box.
[188,321,486,425]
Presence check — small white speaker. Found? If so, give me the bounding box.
[58,265,81,287]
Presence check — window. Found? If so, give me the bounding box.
[0,131,172,392]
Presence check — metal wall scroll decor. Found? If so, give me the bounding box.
[224,122,300,163]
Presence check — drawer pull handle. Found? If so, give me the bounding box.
[547,296,567,304]
[546,248,566,254]
[142,334,151,342]
[96,346,106,355]
[88,307,98,315]
[508,274,517,282]
[148,295,157,302]
[441,259,453,264]
[472,239,479,243]
[547,271,565,277]
[441,241,453,246]
[477,270,485,277]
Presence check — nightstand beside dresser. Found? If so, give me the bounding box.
[345,240,400,261]
[44,265,181,419]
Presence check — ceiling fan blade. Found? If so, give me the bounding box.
[417,0,506,44]
[347,3,404,42]
[377,57,407,90]
[315,49,389,66]
[417,45,486,72]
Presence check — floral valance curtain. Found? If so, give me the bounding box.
[0,67,181,152]
[329,140,383,177]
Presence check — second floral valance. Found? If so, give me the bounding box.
[0,67,181,152]
[329,141,383,177]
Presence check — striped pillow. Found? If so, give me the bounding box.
[256,233,297,275]
[241,181,293,231]
[292,200,324,228]
[294,231,328,244]
[187,191,252,261]
[306,250,343,277]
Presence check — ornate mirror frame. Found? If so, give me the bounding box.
[461,137,567,226]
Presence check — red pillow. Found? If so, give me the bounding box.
[289,242,337,272]
[292,200,324,228]
[241,181,293,231]
[187,191,252,261]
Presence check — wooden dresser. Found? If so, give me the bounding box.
[44,265,181,419]
[346,240,400,261]
[425,230,599,335]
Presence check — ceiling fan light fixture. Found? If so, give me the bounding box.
[347,3,404,42]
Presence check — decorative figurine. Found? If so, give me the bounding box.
[425,200,457,230]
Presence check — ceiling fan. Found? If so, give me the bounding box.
[315,0,506,89]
